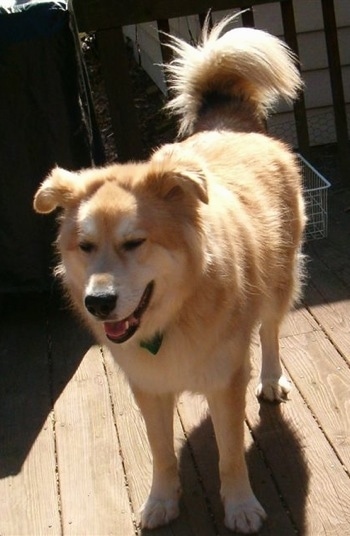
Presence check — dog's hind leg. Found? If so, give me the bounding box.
[256,317,291,402]
[207,364,266,533]
[257,248,304,402]
[131,387,180,529]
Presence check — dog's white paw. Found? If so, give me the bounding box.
[140,496,180,529]
[256,374,291,402]
[224,496,266,534]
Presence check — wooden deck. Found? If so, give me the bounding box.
[1,187,350,536]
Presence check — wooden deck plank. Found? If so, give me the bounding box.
[309,243,350,290]
[175,425,220,536]
[279,304,319,338]
[326,189,350,257]
[176,394,231,536]
[0,295,60,535]
[305,264,350,364]
[50,311,135,535]
[102,346,217,536]
[281,329,350,472]
[0,416,60,536]
[248,339,350,535]
[101,348,151,517]
[308,225,350,275]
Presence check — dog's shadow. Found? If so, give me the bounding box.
[245,402,309,534]
[142,401,309,535]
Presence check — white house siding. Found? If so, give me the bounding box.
[123,0,350,147]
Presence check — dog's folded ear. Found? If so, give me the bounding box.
[161,168,209,204]
[148,148,209,204]
[33,167,82,214]
[33,167,108,214]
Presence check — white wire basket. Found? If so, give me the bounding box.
[298,154,331,240]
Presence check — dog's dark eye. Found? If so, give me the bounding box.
[123,238,145,251]
[79,241,95,253]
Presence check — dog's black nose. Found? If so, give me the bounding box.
[84,293,117,319]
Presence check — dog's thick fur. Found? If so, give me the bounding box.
[34,15,306,533]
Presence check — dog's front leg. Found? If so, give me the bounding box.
[206,366,266,534]
[131,386,180,529]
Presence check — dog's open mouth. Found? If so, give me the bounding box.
[103,282,154,344]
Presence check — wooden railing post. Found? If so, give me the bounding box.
[280,0,310,157]
[321,0,350,183]
[96,28,143,162]
[157,19,172,66]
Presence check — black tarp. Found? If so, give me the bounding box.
[0,1,104,291]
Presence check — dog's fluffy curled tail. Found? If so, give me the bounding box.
[165,13,303,136]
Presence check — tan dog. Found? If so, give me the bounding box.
[34,15,306,533]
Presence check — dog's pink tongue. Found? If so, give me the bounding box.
[104,321,127,339]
